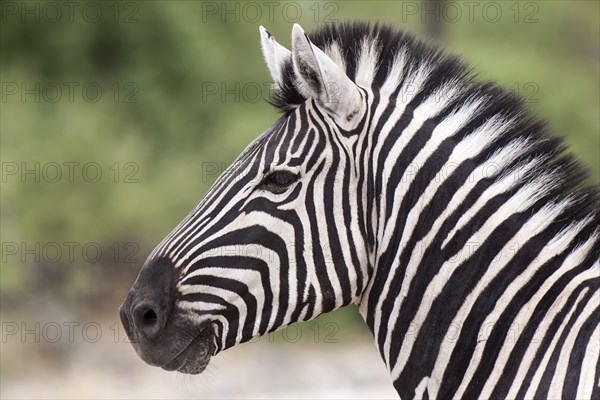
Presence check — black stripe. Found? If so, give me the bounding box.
[562,305,600,398]
[534,287,597,399]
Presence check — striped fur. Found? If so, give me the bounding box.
[144,22,600,398]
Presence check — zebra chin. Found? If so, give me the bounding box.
[155,326,214,375]
[119,256,218,375]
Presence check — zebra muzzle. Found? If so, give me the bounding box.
[119,257,215,374]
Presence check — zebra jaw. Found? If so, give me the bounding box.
[158,324,215,374]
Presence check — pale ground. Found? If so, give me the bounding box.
[1,318,398,399]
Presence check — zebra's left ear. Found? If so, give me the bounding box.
[291,24,365,131]
[260,26,292,89]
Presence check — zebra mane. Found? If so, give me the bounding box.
[270,21,466,111]
[269,21,600,222]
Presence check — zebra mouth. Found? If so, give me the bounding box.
[160,326,214,374]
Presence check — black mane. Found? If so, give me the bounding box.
[270,21,466,111]
[268,21,600,239]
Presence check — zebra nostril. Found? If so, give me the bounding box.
[142,309,157,326]
[123,257,177,341]
[132,301,164,339]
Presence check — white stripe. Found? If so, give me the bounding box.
[577,319,600,400]
[391,170,566,377]
[548,286,599,395]
[181,265,269,339]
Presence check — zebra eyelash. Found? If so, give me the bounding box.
[258,169,300,194]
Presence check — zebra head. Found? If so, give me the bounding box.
[119,24,371,374]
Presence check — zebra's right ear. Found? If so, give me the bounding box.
[259,26,291,89]
[290,24,365,131]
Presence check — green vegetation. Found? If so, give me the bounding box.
[1,1,598,328]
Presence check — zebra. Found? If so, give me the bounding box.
[119,22,600,399]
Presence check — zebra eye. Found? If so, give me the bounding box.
[261,170,299,194]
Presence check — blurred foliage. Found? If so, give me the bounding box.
[1,0,598,327]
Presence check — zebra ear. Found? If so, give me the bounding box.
[290,23,365,131]
[259,25,291,89]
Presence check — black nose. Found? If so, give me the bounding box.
[120,257,176,341]
[132,300,163,338]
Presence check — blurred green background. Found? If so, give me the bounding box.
[1,0,598,398]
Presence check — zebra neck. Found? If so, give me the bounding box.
[355,93,600,398]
